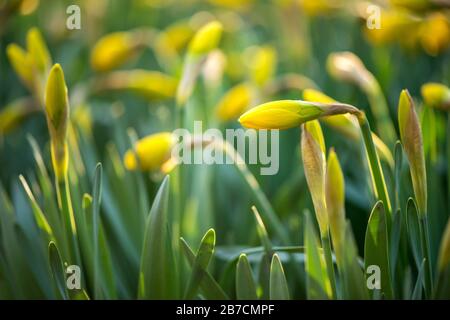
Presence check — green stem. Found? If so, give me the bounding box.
[358,113,392,224]
[419,215,433,299]
[57,176,80,265]
[321,233,337,299]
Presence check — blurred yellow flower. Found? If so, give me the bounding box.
[96,70,178,101]
[216,83,254,121]
[26,27,51,74]
[187,21,223,56]
[6,43,34,90]
[246,46,277,87]
[419,13,450,56]
[0,98,36,135]
[91,31,146,72]
[124,132,176,171]
[421,82,450,110]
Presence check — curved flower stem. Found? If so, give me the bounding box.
[322,233,337,299]
[357,113,392,225]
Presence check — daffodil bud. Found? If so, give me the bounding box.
[157,20,194,53]
[325,149,345,263]
[6,43,34,90]
[438,219,450,272]
[216,82,254,121]
[302,120,328,236]
[90,31,147,72]
[26,27,51,74]
[45,64,70,182]
[238,99,360,130]
[124,132,176,171]
[177,21,223,106]
[398,89,427,215]
[96,70,178,101]
[421,82,450,110]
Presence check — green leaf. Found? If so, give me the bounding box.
[406,198,422,268]
[48,241,68,300]
[180,237,229,299]
[340,221,369,299]
[394,141,403,211]
[411,259,425,300]
[138,176,176,299]
[269,254,289,300]
[251,206,273,255]
[184,228,216,299]
[236,254,258,300]
[390,209,402,281]
[19,175,53,239]
[364,201,393,299]
[304,211,331,299]
[92,163,102,299]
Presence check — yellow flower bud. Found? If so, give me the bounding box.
[90,31,145,72]
[216,83,254,121]
[26,27,51,74]
[96,70,178,101]
[325,148,345,263]
[124,132,176,171]
[421,83,450,110]
[188,21,223,56]
[6,43,34,90]
[398,89,427,215]
[302,120,328,236]
[45,64,70,181]
[239,99,360,130]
